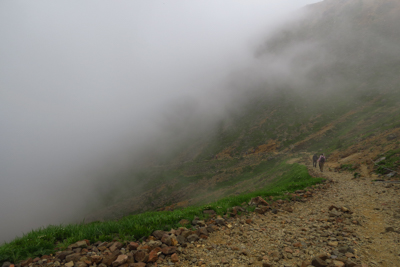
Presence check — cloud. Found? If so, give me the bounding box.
[0,0,321,242]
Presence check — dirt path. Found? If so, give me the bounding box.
[178,157,400,267]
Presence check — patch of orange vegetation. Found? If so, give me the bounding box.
[216,148,234,159]
[159,200,190,212]
[255,140,279,153]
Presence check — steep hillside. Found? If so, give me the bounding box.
[84,0,400,222]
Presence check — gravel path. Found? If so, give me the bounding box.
[178,158,400,267]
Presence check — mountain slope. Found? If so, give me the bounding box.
[85,0,400,222]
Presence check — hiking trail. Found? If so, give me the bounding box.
[178,155,400,267]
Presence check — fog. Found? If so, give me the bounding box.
[0,0,322,243]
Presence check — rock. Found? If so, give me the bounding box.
[215,217,225,225]
[332,260,345,267]
[328,241,339,247]
[284,247,293,254]
[90,255,103,264]
[170,253,179,263]
[161,246,177,255]
[161,234,177,246]
[74,262,87,267]
[311,257,328,267]
[181,230,192,238]
[293,242,302,248]
[329,210,342,217]
[249,196,269,206]
[68,241,87,250]
[147,240,162,249]
[187,234,199,243]
[385,226,395,232]
[65,262,74,267]
[65,253,81,263]
[134,250,149,263]
[152,230,166,240]
[176,235,186,244]
[2,262,11,267]
[283,206,294,213]
[338,246,350,253]
[56,251,74,260]
[386,172,396,178]
[127,242,139,250]
[196,220,206,227]
[148,247,161,262]
[344,260,357,267]
[109,242,123,252]
[102,250,120,266]
[340,206,349,212]
[255,205,270,214]
[20,258,33,267]
[131,263,146,267]
[112,255,128,266]
[262,262,272,267]
[197,227,208,236]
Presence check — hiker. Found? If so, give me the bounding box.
[317,153,326,172]
[312,154,318,168]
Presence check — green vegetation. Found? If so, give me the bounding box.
[340,164,357,172]
[0,163,323,264]
[374,148,400,175]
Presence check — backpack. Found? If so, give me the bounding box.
[319,156,325,163]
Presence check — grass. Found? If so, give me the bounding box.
[374,148,400,175]
[0,163,323,265]
[340,164,357,172]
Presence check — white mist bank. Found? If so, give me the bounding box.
[0,0,321,242]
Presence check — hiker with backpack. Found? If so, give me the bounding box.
[312,154,318,168]
[317,153,326,172]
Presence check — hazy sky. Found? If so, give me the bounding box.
[0,0,321,243]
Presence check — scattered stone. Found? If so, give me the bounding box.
[112,255,128,266]
[170,253,179,263]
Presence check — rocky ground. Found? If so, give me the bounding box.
[3,158,400,267]
[178,160,400,267]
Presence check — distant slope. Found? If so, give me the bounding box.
[86,0,400,221]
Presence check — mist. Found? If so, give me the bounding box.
[0,0,323,243]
